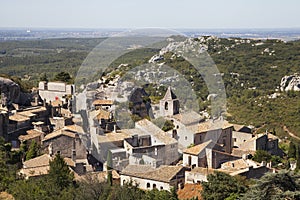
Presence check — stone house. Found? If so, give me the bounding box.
[89,108,115,132]
[231,124,253,147]
[220,158,273,179]
[171,118,233,153]
[185,167,230,183]
[237,133,284,157]
[120,165,186,191]
[18,129,44,147]
[183,140,239,169]
[19,154,76,179]
[123,119,179,166]
[92,99,113,110]
[42,128,87,160]
[90,130,131,165]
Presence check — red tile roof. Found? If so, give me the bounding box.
[177,184,202,200]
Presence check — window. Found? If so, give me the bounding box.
[233,138,237,142]
[185,136,187,140]
[160,186,163,190]
[165,102,168,110]
[188,155,192,166]
[147,183,150,188]
[153,184,157,189]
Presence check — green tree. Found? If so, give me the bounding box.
[0,138,17,191]
[201,172,248,200]
[288,142,297,159]
[25,141,39,161]
[39,73,48,82]
[162,120,175,132]
[242,171,300,200]
[252,150,272,163]
[54,72,72,83]
[48,154,74,190]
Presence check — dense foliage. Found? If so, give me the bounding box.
[201,171,249,200]
[241,171,300,200]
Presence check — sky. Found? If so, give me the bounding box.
[0,0,299,29]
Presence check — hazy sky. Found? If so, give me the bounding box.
[1,0,299,29]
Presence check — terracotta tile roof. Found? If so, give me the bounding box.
[190,167,217,175]
[64,124,84,134]
[20,165,49,178]
[64,157,76,167]
[96,109,110,120]
[23,154,51,168]
[135,119,177,145]
[171,111,203,126]
[121,165,184,183]
[19,129,43,141]
[21,154,77,178]
[43,129,76,141]
[11,107,47,121]
[177,184,202,200]
[9,114,30,122]
[221,159,249,171]
[183,140,215,155]
[17,111,36,118]
[30,107,47,113]
[231,124,246,132]
[77,170,119,182]
[97,131,131,143]
[93,99,113,105]
[187,120,233,134]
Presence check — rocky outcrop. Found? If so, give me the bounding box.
[148,37,208,63]
[0,77,32,107]
[280,74,300,91]
[0,77,20,107]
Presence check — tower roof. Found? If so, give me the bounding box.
[162,86,177,100]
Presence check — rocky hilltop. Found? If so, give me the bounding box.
[0,77,31,107]
[280,74,300,91]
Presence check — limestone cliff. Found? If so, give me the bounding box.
[280,74,300,91]
[0,77,31,107]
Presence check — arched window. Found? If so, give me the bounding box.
[146,183,150,188]
[153,184,157,189]
[160,186,163,190]
[165,102,168,110]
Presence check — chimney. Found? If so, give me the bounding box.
[113,124,117,133]
[43,98,46,107]
[34,96,38,105]
[48,143,53,156]
[72,149,76,162]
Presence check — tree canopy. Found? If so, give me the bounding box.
[241,171,300,200]
[201,171,248,200]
